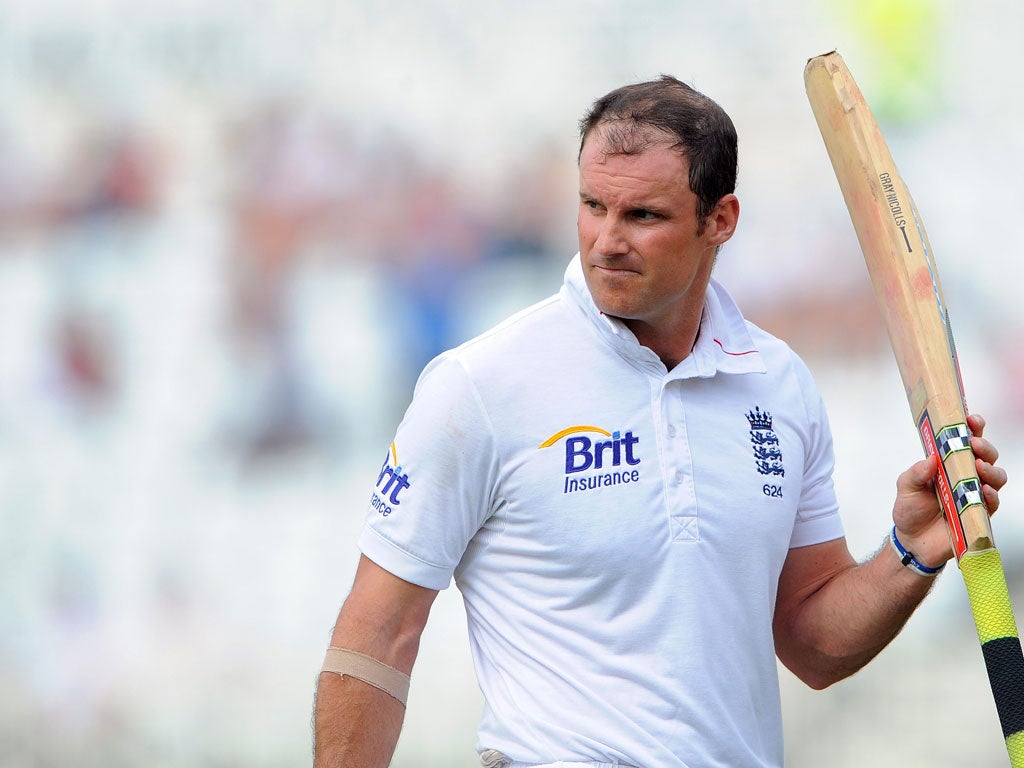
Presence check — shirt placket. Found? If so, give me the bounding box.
[659,379,698,542]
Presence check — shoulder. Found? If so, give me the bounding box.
[743,320,817,380]
[737,319,831,434]
[429,291,579,377]
[460,293,569,352]
[407,292,567,394]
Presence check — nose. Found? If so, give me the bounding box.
[592,214,628,257]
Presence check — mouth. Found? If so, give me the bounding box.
[587,253,639,273]
[592,263,640,278]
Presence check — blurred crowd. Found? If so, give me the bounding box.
[0,99,576,462]
[0,95,580,765]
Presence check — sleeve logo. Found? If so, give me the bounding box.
[371,442,412,516]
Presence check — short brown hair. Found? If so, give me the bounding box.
[578,75,738,224]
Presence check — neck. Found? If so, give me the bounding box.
[624,315,702,371]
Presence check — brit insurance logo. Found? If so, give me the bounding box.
[538,425,642,495]
[371,442,411,517]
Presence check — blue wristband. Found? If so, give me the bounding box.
[889,525,945,577]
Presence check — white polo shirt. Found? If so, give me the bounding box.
[359,256,844,768]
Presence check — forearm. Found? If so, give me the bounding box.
[314,670,406,768]
[776,422,1005,690]
[777,539,938,689]
[313,556,437,767]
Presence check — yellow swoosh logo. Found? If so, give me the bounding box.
[538,425,611,449]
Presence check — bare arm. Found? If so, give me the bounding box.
[774,414,1006,689]
[314,555,439,768]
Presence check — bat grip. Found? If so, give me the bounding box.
[960,549,1024,766]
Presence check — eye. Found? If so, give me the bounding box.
[632,209,660,221]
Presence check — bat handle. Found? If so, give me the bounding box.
[960,549,1024,765]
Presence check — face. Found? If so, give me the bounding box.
[577,131,737,346]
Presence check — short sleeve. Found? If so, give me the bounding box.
[358,353,500,589]
[789,358,845,549]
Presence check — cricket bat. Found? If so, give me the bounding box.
[804,51,1024,765]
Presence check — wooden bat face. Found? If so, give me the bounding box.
[803,51,990,558]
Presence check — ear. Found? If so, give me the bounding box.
[704,193,740,247]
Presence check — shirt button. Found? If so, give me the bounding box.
[675,470,684,484]
[667,425,676,438]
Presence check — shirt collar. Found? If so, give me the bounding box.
[561,254,766,379]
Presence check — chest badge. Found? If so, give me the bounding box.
[747,406,785,477]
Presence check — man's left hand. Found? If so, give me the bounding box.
[891,413,1007,569]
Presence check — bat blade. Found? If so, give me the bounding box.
[804,50,1024,766]
[803,51,987,557]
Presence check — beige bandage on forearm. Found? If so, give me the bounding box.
[321,647,411,706]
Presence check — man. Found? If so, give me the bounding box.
[313,75,1006,767]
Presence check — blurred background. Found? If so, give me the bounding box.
[2,0,1024,766]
